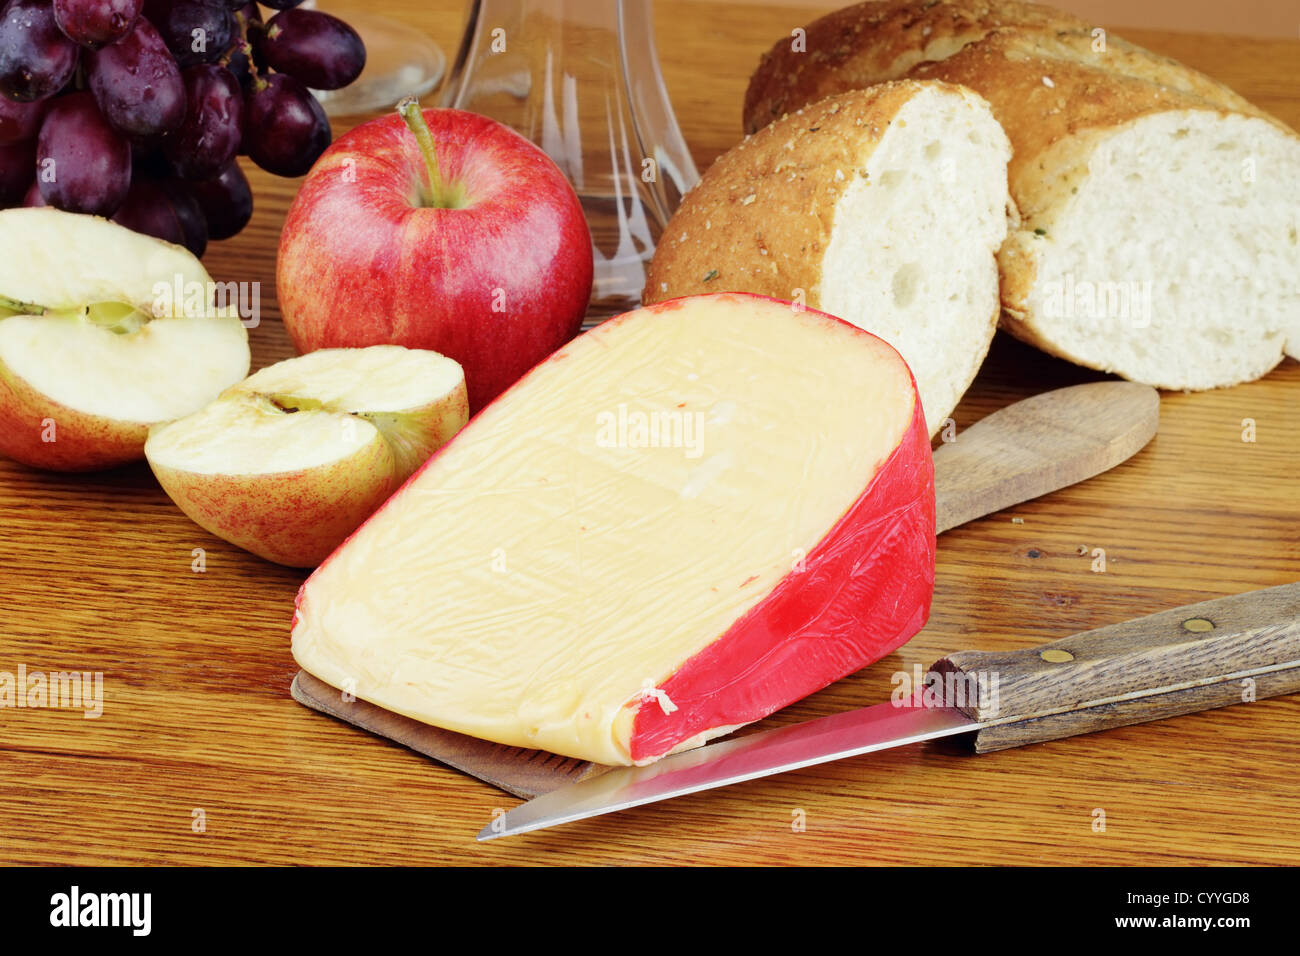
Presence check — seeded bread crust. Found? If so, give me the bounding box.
[743,0,1265,136]
[644,81,925,308]
[744,0,1086,132]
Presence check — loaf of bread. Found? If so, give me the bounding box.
[744,0,1300,390]
[644,80,1014,436]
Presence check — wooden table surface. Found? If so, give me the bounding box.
[2,1,1298,866]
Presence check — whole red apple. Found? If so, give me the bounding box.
[277,100,593,411]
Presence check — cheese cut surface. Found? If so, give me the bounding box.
[291,293,935,766]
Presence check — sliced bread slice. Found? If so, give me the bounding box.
[924,32,1300,388]
[743,0,1300,389]
[644,80,1014,435]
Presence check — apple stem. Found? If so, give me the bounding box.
[398,96,460,209]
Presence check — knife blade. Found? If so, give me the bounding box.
[479,580,1300,841]
[477,697,974,840]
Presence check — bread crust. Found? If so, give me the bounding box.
[744,0,1088,134]
[644,81,928,307]
[743,0,1266,136]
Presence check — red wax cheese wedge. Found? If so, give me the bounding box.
[291,292,935,766]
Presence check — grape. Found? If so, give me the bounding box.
[36,90,131,215]
[163,63,242,180]
[86,17,185,138]
[261,9,364,91]
[0,91,46,142]
[52,0,141,48]
[156,178,207,255]
[110,178,206,256]
[187,160,249,239]
[110,178,185,245]
[0,0,80,101]
[0,136,34,204]
[145,0,235,68]
[242,72,328,177]
[2,0,362,249]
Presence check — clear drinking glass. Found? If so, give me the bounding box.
[441,0,700,322]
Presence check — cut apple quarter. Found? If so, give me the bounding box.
[145,346,469,568]
[291,292,936,767]
[0,208,250,471]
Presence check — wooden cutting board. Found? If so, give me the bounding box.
[291,381,1159,798]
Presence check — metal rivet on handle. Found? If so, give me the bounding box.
[1041,649,1074,663]
[1182,618,1214,633]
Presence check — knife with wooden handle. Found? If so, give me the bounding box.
[480,582,1300,840]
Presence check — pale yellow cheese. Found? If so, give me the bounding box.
[291,294,915,765]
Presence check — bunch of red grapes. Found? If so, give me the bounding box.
[0,0,365,255]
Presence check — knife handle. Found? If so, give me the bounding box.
[929,582,1300,753]
[932,381,1158,534]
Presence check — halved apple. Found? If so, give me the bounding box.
[144,346,469,568]
[0,208,251,471]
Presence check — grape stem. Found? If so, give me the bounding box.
[398,97,463,209]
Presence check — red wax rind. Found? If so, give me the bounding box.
[629,392,935,762]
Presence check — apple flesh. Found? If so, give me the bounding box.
[0,208,250,471]
[276,98,593,412]
[144,345,469,568]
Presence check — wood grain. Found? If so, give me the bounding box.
[1,1,1299,865]
[933,582,1300,750]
